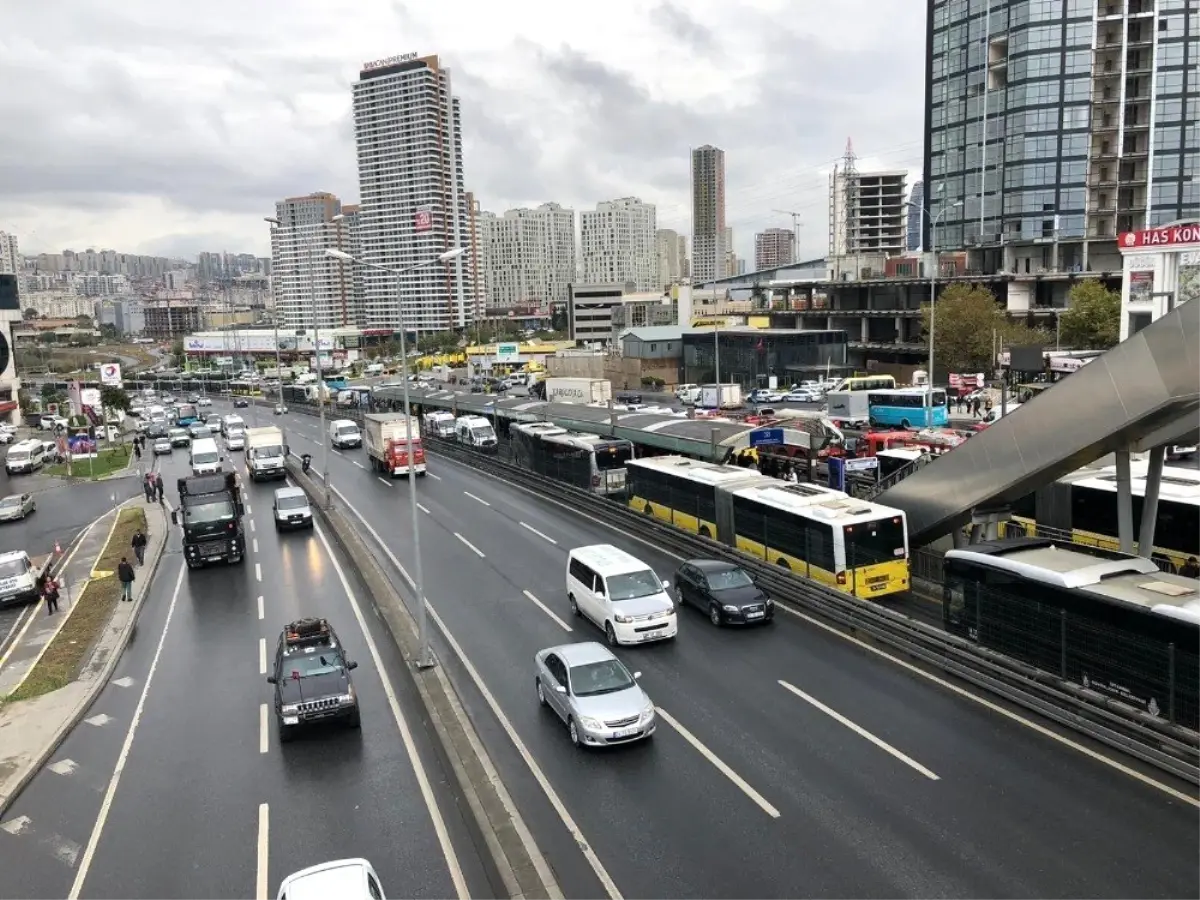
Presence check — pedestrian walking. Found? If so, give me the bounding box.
[131,528,147,565]
[117,557,136,601]
[133,441,142,461]
[43,576,60,615]
[155,476,165,504]
[144,472,155,502]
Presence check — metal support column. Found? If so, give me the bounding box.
[1137,445,1166,558]
[1115,449,1135,554]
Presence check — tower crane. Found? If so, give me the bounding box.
[770,210,804,261]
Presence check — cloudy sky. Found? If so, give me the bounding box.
[1,0,926,264]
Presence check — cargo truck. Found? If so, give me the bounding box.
[544,377,612,405]
[245,425,289,481]
[364,413,426,477]
[0,550,54,608]
[700,383,742,409]
[176,472,246,569]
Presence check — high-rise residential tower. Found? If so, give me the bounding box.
[477,202,577,311]
[268,192,356,330]
[655,229,686,286]
[755,227,797,270]
[579,197,658,291]
[352,52,476,333]
[0,232,18,275]
[924,0,1198,274]
[691,145,727,283]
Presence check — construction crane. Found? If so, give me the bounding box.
[770,210,804,261]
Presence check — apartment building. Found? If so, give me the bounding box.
[0,232,17,275]
[95,298,146,335]
[691,145,727,283]
[477,202,576,312]
[352,52,476,333]
[23,293,95,319]
[755,228,796,270]
[267,191,357,331]
[579,197,658,291]
[829,163,908,278]
[655,229,688,287]
[143,299,202,338]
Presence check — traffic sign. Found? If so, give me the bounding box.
[749,427,784,448]
[496,342,519,361]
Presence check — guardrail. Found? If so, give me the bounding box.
[280,399,1200,783]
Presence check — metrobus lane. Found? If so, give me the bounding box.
[230,470,489,900]
[326,458,1003,899]
[402,452,1200,898]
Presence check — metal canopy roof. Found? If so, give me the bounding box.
[372,386,827,460]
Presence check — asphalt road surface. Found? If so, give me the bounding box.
[268,403,1199,899]
[0,446,491,900]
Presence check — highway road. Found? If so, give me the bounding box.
[267,403,1199,899]
[0,446,491,899]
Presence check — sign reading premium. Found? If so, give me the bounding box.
[363,52,419,71]
[1119,223,1200,249]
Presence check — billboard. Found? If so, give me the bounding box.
[414,207,433,233]
[99,362,122,386]
[1119,224,1200,250]
[185,332,332,353]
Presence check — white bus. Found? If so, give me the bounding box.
[511,423,633,495]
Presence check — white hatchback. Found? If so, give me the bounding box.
[566,544,677,646]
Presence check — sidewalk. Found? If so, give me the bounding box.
[0,497,170,814]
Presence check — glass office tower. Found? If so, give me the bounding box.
[923,0,1198,275]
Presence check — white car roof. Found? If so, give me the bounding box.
[277,858,376,900]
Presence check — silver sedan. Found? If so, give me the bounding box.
[534,642,655,748]
[0,493,36,522]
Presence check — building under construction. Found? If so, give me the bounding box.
[828,139,908,281]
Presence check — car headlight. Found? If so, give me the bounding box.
[613,614,633,624]
[723,604,739,613]
[765,597,773,606]
[579,716,603,730]
[639,703,655,723]
[281,703,299,715]
[336,692,354,705]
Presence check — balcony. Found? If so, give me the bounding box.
[1093,118,1119,134]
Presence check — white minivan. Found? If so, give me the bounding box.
[4,439,47,475]
[329,419,362,449]
[566,544,677,646]
[190,437,222,475]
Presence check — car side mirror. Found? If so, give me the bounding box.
[660,579,670,588]
[347,660,358,670]
[266,675,277,684]
[633,671,642,680]
[554,684,566,693]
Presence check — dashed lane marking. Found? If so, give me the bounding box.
[257,595,264,620]
[463,491,491,507]
[255,563,262,582]
[0,815,81,868]
[377,477,393,487]
[521,590,572,631]
[112,676,136,688]
[83,714,112,727]
[520,522,558,545]
[454,533,485,558]
[48,759,78,776]
[417,503,431,514]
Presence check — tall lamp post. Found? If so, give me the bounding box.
[326,246,466,670]
[903,197,963,424]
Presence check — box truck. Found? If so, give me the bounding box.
[245,426,289,481]
[700,384,742,409]
[364,413,425,477]
[544,377,612,405]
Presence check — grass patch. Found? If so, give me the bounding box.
[6,506,148,703]
[42,446,130,479]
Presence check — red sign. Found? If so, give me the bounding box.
[1119,223,1200,249]
[414,209,432,233]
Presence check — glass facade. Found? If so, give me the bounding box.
[1148,0,1199,227]
[682,330,848,386]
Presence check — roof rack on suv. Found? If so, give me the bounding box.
[285,617,332,648]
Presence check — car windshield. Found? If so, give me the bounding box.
[277,495,308,511]
[192,452,219,466]
[170,429,187,438]
[283,648,345,678]
[607,570,663,601]
[0,558,29,579]
[337,425,358,436]
[471,427,493,439]
[182,499,235,524]
[0,496,21,509]
[191,427,211,437]
[6,451,29,463]
[251,445,284,459]
[570,659,634,697]
[706,568,754,591]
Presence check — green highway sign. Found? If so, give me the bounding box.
[496,342,520,360]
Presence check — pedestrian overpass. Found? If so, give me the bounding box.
[876,299,1199,550]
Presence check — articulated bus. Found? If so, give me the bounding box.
[626,455,911,599]
[173,402,200,427]
[1007,462,1200,571]
[511,422,633,495]
[829,375,896,392]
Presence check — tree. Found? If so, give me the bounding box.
[75,315,93,329]
[921,283,1051,374]
[100,386,132,445]
[1058,279,1121,350]
[22,307,39,320]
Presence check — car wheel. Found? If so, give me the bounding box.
[278,721,294,744]
[347,709,361,729]
[568,594,580,616]
[709,604,722,627]
[605,622,618,646]
[536,679,547,706]
[568,718,581,747]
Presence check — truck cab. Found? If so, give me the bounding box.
[0,550,52,607]
[176,473,246,569]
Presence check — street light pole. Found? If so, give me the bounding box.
[326,246,465,670]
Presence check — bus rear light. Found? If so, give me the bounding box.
[836,572,847,585]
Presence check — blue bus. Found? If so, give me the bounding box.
[174,402,200,426]
[867,388,949,428]
[324,376,349,392]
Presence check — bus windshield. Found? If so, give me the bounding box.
[844,518,907,565]
[594,443,632,470]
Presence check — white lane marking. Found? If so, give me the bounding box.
[353,461,365,469]
[330,489,620,900]
[250,519,256,533]
[520,522,558,545]
[246,504,252,515]
[112,676,135,688]
[417,503,431,514]
[377,477,393,487]
[313,523,470,900]
[258,638,267,675]
[426,472,442,480]
[454,533,485,558]
[522,590,572,632]
[255,563,262,582]
[778,680,939,781]
[69,563,187,899]
[0,815,30,834]
[83,714,112,727]
[654,706,780,818]
[252,538,259,554]
[332,449,343,455]
[463,491,491,507]
[259,704,269,754]
[435,453,1198,808]
[0,815,81,867]
[256,803,269,900]
[257,595,264,620]
[48,759,78,776]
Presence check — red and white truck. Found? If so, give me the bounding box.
[364,413,426,477]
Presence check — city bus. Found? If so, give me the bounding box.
[511,422,634,495]
[1006,462,1200,572]
[173,402,200,427]
[626,455,911,599]
[943,539,1199,728]
[867,388,949,429]
[829,375,896,392]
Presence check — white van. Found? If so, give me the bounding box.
[189,437,223,475]
[423,410,456,439]
[455,415,497,451]
[565,544,677,646]
[221,414,245,436]
[4,439,47,475]
[329,419,362,449]
[365,362,384,376]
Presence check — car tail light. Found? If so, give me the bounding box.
[836,572,846,585]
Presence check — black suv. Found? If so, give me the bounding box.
[266,617,361,742]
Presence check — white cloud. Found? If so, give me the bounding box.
[0,0,925,263]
